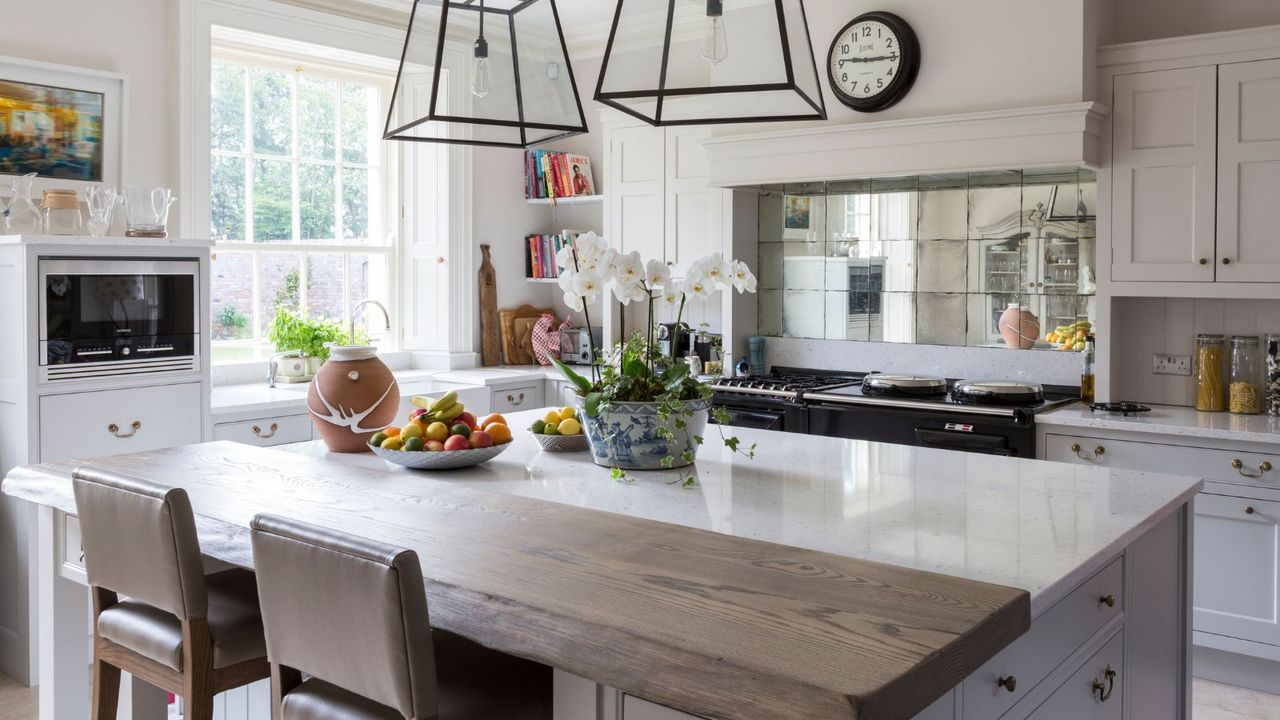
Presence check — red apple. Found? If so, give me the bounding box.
[443,435,471,451]
[470,430,494,448]
[456,411,476,429]
[425,440,445,452]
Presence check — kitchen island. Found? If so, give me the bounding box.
[3,409,1201,720]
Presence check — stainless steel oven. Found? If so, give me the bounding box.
[38,258,200,381]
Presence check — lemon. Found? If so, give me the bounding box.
[380,437,404,450]
[401,422,425,440]
[558,418,582,436]
[559,406,577,420]
[543,410,562,426]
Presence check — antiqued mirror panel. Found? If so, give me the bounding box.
[757,169,1096,350]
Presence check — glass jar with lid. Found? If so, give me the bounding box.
[41,189,82,235]
[1229,336,1263,415]
[1266,335,1280,417]
[1195,334,1227,412]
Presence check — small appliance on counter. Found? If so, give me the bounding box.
[559,326,601,365]
[657,322,692,359]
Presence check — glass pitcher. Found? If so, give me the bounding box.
[122,186,177,238]
[5,173,43,234]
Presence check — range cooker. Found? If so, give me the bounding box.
[711,367,1078,457]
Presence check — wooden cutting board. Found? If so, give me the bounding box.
[478,245,501,367]
[500,304,553,365]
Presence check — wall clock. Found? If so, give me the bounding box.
[827,11,920,113]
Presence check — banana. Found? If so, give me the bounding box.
[430,404,466,423]
[428,392,458,414]
[411,395,436,410]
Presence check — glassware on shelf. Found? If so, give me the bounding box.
[1229,335,1264,415]
[85,185,119,237]
[1266,335,1280,417]
[41,189,83,236]
[5,173,43,234]
[1195,334,1227,412]
[122,186,176,238]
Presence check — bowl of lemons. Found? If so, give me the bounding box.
[529,406,589,453]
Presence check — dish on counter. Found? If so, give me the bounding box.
[369,394,514,469]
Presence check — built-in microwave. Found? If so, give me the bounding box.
[38,258,200,381]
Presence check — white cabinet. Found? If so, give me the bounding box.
[662,126,724,275]
[608,124,666,263]
[1217,58,1280,281]
[39,383,204,463]
[1194,493,1280,647]
[1111,66,1217,282]
[492,382,543,413]
[212,413,312,447]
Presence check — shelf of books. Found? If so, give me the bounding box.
[525,230,583,282]
[525,149,595,201]
[526,195,602,206]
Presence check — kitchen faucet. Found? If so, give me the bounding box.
[350,299,391,346]
[267,349,302,389]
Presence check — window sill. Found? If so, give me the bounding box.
[210,348,414,387]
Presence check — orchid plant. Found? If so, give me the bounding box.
[548,232,760,481]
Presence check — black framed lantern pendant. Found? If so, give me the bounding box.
[385,0,589,149]
[595,0,827,126]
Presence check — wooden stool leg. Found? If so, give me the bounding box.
[182,617,216,720]
[91,655,121,720]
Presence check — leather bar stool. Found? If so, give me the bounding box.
[72,468,270,720]
[249,514,553,720]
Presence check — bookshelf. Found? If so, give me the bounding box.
[526,195,602,206]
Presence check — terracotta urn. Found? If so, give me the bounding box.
[307,346,400,452]
[998,304,1041,350]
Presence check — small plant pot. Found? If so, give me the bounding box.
[579,399,710,470]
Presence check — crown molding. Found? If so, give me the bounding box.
[564,5,705,59]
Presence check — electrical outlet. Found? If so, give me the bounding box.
[1153,354,1192,376]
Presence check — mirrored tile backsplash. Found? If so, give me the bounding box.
[757,169,1096,351]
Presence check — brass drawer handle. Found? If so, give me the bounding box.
[252,423,279,439]
[1092,666,1117,702]
[507,392,525,406]
[1071,443,1105,460]
[1099,593,1116,608]
[997,675,1017,693]
[107,421,141,438]
[1231,459,1273,478]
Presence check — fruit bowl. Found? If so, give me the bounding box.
[370,442,510,470]
[530,431,589,453]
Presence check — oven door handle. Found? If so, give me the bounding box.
[915,428,1016,456]
[718,409,786,430]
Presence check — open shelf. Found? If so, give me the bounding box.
[525,195,603,206]
[526,277,560,284]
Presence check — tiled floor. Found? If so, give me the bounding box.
[0,672,1273,718]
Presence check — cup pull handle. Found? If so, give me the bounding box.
[1232,459,1273,478]
[107,421,141,438]
[252,423,279,439]
[1092,666,1117,702]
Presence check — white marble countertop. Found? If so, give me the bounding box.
[431,365,564,386]
[1040,403,1280,446]
[282,408,1202,618]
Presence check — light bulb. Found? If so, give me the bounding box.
[470,55,492,98]
[700,3,727,65]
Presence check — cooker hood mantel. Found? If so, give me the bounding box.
[702,101,1108,187]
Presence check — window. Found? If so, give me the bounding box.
[208,50,394,363]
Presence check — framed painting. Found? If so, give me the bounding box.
[0,55,126,194]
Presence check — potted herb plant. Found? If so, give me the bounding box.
[267,308,352,377]
[549,232,758,473]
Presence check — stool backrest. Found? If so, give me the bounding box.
[71,468,208,619]
[250,514,438,719]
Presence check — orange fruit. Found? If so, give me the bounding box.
[384,426,401,437]
[480,413,507,428]
[485,422,513,444]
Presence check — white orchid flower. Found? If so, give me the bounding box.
[557,269,575,292]
[572,269,604,303]
[683,273,712,300]
[555,244,577,274]
[612,251,645,287]
[613,279,649,306]
[701,252,733,288]
[731,260,757,293]
[645,259,671,289]
[562,291,585,312]
[659,287,682,307]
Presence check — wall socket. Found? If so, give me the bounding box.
[1153,354,1193,376]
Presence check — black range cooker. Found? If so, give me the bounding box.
[711,367,1078,457]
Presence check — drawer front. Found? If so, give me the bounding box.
[1025,629,1124,720]
[1194,493,1280,647]
[493,383,541,413]
[39,383,203,463]
[213,414,312,447]
[1044,432,1279,490]
[963,556,1123,719]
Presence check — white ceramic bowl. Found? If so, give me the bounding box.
[370,441,510,470]
[530,432,589,453]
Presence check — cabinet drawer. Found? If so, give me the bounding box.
[1025,629,1124,719]
[963,556,1123,719]
[213,414,312,447]
[1044,432,1279,490]
[1193,493,1280,647]
[492,383,541,413]
[39,383,203,463]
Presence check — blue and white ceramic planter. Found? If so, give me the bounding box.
[579,399,710,470]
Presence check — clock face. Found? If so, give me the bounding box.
[827,12,920,112]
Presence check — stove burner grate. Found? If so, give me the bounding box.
[1088,402,1152,416]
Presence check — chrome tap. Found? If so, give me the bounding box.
[267,349,302,389]
[350,299,391,346]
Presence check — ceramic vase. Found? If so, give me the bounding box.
[998,304,1040,350]
[307,346,399,452]
[580,399,710,470]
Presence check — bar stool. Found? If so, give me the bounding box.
[72,468,271,720]
[249,514,553,720]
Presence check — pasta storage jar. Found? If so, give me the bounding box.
[1230,336,1263,415]
[1195,334,1227,412]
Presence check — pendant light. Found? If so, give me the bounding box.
[385,0,588,149]
[595,0,827,126]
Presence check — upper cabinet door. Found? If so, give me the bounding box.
[607,124,665,262]
[1218,59,1280,282]
[1112,67,1217,282]
[663,127,724,275]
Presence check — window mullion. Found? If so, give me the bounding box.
[244,68,255,245]
[290,72,301,248]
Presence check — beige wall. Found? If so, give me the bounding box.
[1112,0,1280,44]
[3,0,179,227]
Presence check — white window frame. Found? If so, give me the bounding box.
[208,44,397,360]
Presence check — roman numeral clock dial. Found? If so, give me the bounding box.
[827,11,920,112]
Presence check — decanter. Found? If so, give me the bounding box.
[5,173,43,234]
